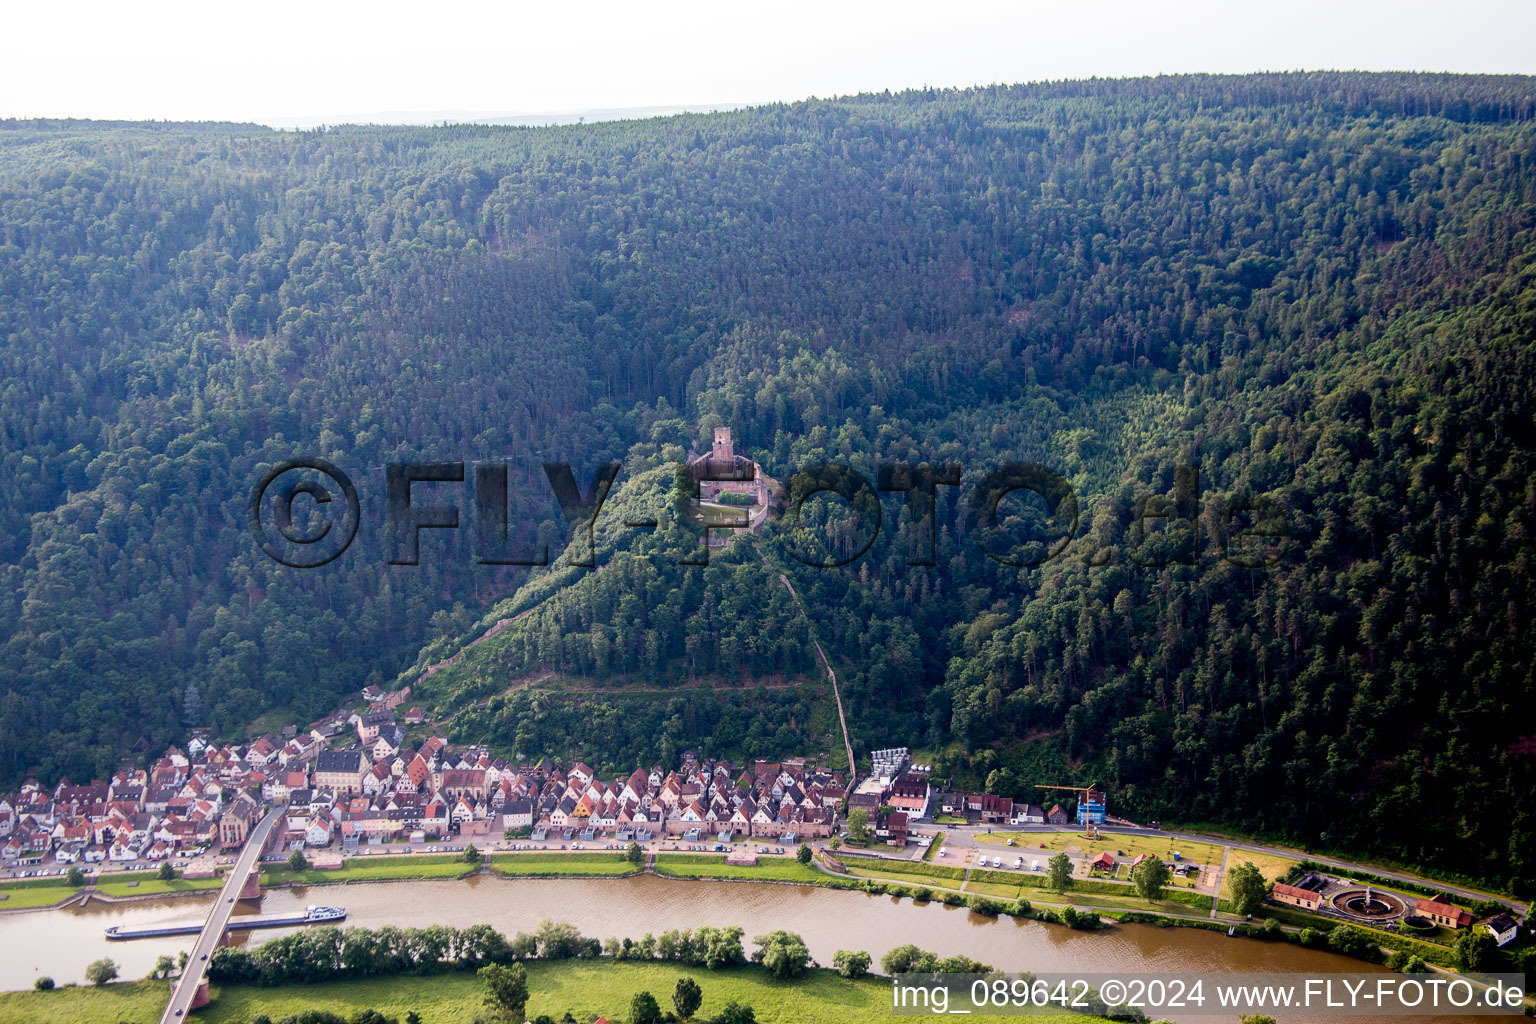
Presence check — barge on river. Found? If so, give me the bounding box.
[105,905,345,940]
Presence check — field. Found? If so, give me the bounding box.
[0,964,1109,1024]
[262,853,479,886]
[979,829,1223,868]
[841,857,965,884]
[652,855,824,884]
[0,979,171,1024]
[1224,850,1299,890]
[0,878,81,909]
[95,876,225,898]
[489,853,640,877]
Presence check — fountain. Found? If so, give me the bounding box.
[1331,884,1407,921]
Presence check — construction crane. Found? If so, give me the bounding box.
[1035,782,1106,839]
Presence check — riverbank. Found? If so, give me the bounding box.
[0,962,1109,1024]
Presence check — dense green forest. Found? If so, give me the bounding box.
[2,73,1534,892]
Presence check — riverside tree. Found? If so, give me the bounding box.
[479,962,529,1023]
[84,958,118,986]
[833,949,871,978]
[753,930,811,979]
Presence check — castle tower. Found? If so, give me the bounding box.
[712,427,734,461]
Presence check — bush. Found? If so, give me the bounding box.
[84,958,118,986]
[33,976,54,991]
[752,930,811,979]
[1059,907,1104,931]
[796,844,812,865]
[833,949,871,979]
[1453,930,1498,972]
[965,895,1003,916]
[911,887,933,902]
[1327,926,1372,958]
[710,1002,756,1024]
[1008,898,1033,917]
[157,861,176,881]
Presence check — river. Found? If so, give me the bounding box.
[0,875,1495,1023]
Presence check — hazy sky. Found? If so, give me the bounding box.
[7,0,1534,127]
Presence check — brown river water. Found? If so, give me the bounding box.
[0,875,1500,1023]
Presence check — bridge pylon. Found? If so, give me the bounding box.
[191,978,211,1009]
[238,869,261,901]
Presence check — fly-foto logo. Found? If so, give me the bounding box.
[248,459,1289,570]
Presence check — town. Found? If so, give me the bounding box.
[1,691,1526,974]
[0,683,850,875]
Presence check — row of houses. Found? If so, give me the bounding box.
[294,738,847,847]
[1,686,846,864]
[937,792,1067,826]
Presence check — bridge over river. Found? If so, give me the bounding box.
[159,807,283,1023]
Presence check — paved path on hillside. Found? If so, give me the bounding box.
[778,573,857,779]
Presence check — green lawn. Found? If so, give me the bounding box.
[263,854,479,886]
[0,979,171,1024]
[489,853,640,877]
[181,962,1103,1024]
[652,855,824,884]
[0,877,82,909]
[0,966,1113,1024]
[844,865,962,891]
[922,832,945,861]
[842,858,965,882]
[95,876,226,898]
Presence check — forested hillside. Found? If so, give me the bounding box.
[2,73,1534,892]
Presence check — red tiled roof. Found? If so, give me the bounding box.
[1273,882,1321,903]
